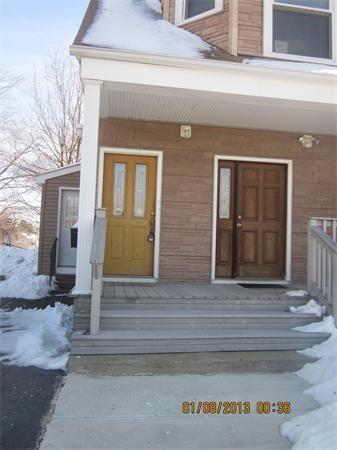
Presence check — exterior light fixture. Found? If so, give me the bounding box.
[299,135,319,148]
[180,125,192,139]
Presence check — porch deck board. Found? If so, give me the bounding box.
[102,282,291,300]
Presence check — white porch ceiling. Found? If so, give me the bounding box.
[100,86,337,135]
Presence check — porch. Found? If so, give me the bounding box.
[71,281,329,355]
[70,47,337,295]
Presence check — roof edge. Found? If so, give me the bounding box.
[70,44,337,82]
[73,0,99,46]
[36,163,81,185]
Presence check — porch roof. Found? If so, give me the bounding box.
[71,45,337,135]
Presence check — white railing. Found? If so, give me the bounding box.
[307,217,337,325]
[89,208,107,335]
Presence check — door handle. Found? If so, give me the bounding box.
[237,223,242,228]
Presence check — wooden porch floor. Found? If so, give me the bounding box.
[102,282,291,300]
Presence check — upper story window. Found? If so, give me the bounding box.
[264,0,336,63]
[175,0,223,25]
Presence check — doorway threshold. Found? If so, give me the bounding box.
[212,279,289,285]
[102,276,157,283]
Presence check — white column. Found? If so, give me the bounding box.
[74,80,102,294]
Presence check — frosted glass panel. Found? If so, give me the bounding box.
[219,168,231,219]
[113,163,125,216]
[64,191,79,228]
[134,164,147,218]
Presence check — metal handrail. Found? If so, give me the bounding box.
[49,237,58,285]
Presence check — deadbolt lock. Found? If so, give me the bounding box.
[238,215,242,220]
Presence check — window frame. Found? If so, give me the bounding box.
[175,0,223,26]
[263,0,337,65]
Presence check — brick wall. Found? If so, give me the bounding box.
[237,0,263,56]
[99,119,337,283]
[162,0,264,57]
[164,0,230,51]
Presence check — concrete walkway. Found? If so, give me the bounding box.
[40,370,317,449]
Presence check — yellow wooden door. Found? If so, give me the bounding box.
[103,154,157,276]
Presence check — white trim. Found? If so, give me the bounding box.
[263,0,337,65]
[36,163,81,185]
[70,44,337,78]
[74,80,102,296]
[98,147,163,280]
[211,155,293,283]
[102,277,157,283]
[56,187,80,269]
[56,267,76,275]
[175,0,223,25]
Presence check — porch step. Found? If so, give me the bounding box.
[96,309,320,330]
[71,328,329,355]
[100,296,309,310]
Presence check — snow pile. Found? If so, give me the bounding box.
[0,245,50,299]
[289,299,326,317]
[83,0,210,58]
[287,289,308,297]
[281,316,337,449]
[0,303,73,370]
[244,59,337,76]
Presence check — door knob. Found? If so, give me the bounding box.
[237,223,242,228]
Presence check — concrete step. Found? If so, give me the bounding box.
[71,328,329,355]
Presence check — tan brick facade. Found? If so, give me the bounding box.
[99,118,337,284]
[164,0,230,51]
[162,0,264,56]
[237,0,263,56]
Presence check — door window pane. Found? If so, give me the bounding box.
[64,192,79,228]
[275,0,329,9]
[113,163,126,216]
[186,0,215,19]
[219,168,231,219]
[273,8,331,58]
[134,164,147,218]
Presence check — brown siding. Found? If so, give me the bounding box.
[237,0,263,56]
[99,118,337,284]
[165,0,230,51]
[38,172,80,275]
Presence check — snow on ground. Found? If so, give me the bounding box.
[281,315,337,449]
[0,245,50,299]
[83,0,210,58]
[244,58,337,76]
[289,299,326,317]
[286,289,308,297]
[0,303,73,370]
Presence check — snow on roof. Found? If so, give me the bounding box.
[243,58,337,76]
[82,0,211,59]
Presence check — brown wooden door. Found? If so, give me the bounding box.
[216,161,286,279]
[103,154,157,276]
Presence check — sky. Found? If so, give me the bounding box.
[0,0,89,78]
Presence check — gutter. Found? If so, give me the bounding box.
[70,45,337,84]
